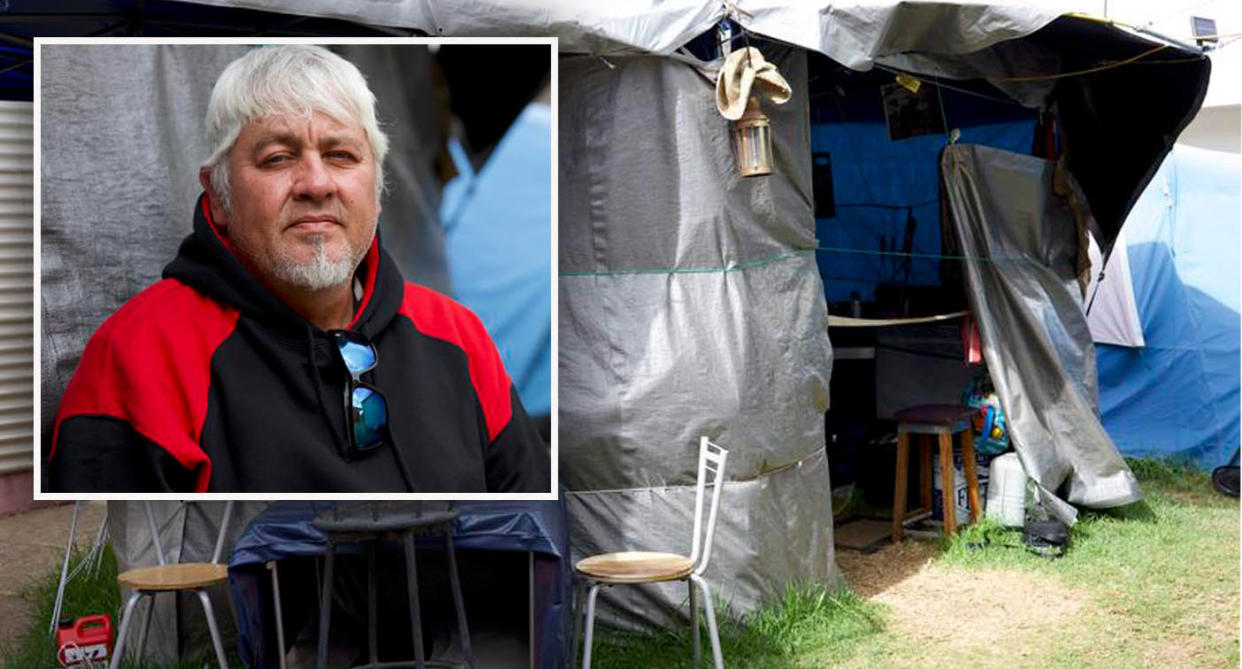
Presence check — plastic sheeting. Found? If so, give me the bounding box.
[184,0,1060,68]
[442,103,553,416]
[558,46,838,629]
[941,144,1143,523]
[810,100,1036,303]
[1094,145,1241,470]
[1086,229,1145,347]
[39,44,450,469]
[181,1,1210,261]
[227,500,570,668]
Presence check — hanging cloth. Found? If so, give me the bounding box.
[715,47,792,120]
[961,313,983,365]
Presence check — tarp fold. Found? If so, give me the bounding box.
[941,144,1143,523]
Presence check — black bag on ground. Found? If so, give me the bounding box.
[1023,519,1069,559]
[1212,466,1239,498]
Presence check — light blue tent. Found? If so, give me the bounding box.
[1093,145,1241,470]
[441,103,552,417]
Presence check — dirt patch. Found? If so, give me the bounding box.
[836,540,939,598]
[870,563,1086,654]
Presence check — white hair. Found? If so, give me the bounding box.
[202,45,389,211]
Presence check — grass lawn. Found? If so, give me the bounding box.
[3,458,1237,668]
[1,544,233,669]
[587,458,1240,668]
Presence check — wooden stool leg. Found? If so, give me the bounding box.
[938,429,957,537]
[961,429,982,524]
[892,428,910,542]
[919,434,933,511]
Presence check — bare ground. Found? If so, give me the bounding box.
[838,541,1087,664]
[835,526,1238,668]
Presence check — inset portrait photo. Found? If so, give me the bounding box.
[36,39,555,496]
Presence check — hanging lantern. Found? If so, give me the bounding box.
[716,46,790,179]
[731,97,773,177]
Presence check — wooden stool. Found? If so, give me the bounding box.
[313,503,473,669]
[891,405,982,542]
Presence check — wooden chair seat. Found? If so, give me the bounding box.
[893,404,976,426]
[576,551,695,584]
[118,562,228,591]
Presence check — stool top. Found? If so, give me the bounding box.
[894,404,975,425]
[312,508,459,536]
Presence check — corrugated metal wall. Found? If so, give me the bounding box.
[0,101,33,475]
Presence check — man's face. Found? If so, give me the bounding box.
[212,111,381,292]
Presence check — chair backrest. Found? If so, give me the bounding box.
[689,436,728,575]
[141,501,236,566]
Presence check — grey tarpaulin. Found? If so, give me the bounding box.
[183,1,1061,107]
[39,44,448,466]
[183,0,1060,64]
[183,1,1208,254]
[559,46,838,628]
[941,144,1143,524]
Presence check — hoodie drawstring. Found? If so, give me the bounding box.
[307,325,346,457]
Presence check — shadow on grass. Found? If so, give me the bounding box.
[584,583,885,669]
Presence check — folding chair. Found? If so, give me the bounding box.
[110,501,235,669]
[574,436,729,668]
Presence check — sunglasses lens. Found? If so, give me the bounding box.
[351,386,387,451]
[337,338,377,374]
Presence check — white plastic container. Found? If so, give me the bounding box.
[985,452,1026,527]
[932,449,993,525]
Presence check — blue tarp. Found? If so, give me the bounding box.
[442,103,552,416]
[228,499,570,668]
[811,87,1036,302]
[1097,145,1241,470]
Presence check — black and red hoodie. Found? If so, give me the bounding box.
[49,195,550,493]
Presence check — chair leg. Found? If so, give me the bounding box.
[690,575,724,669]
[403,532,426,669]
[919,435,934,511]
[581,583,601,669]
[939,429,957,537]
[367,542,379,666]
[961,429,982,524]
[315,542,335,669]
[443,528,474,667]
[689,579,700,668]
[136,594,155,659]
[267,561,288,669]
[892,428,910,542]
[197,589,230,668]
[570,578,587,669]
[109,591,144,669]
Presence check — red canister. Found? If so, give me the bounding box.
[55,614,113,667]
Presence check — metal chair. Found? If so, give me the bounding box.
[111,501,235,669]
[575,436,729,668]
[313,501,473,669]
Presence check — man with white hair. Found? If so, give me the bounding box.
[49,45,550,492]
